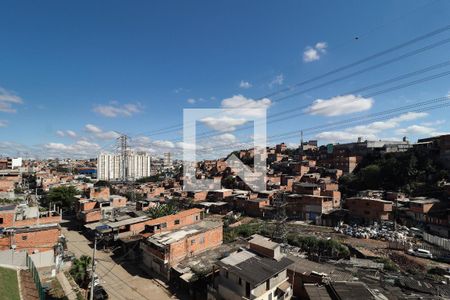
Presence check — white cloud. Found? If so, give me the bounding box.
[85,124,102,134]
[0,87,23,113]
[396,125,436,136]
[213,133,237,143]
[153,140,175,149]
[56,130,65,137]
[173,88,189,94]
[306,94,373,116]
[303,47,320,62]
[315,111,429,143]
[95,131,120,140]
[315,42,327,52]
[388,112,428,123]
[187,98,206,104]
[303,41,327,62]
[0,120,8,127]
[239,80,252,89]
[176,141,202,151]
[421,120,445,126]
[44,140,101,158]
[316,131,377,142]
[395,124,449,137]
[93,102,142,117]
[201,116,247,132]
[84,124,119,140]
[196,95,271,133]
[269,74,284,88]
[66,130,77,138]
[133,136,151,145]
[221,95,272,115]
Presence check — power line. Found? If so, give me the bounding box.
[130,24,450,139]
[189,96,450,154]
[174,61,450,144]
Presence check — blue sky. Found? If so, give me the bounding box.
[1,0,450,158]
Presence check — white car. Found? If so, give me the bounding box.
[407,248,433,259]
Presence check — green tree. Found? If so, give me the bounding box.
[360,164,382,189]
[69,255,92,288]
[146,203,179,219]
[44,186,79,211]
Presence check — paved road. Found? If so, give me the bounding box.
[62,224,174,300]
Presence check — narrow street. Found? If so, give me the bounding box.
[61,220,175,300]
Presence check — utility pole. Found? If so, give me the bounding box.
[89,236,97,300]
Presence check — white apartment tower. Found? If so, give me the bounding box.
[97,152,152,181]
[163,152,172,170]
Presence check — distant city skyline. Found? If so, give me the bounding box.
[1,0,450,159]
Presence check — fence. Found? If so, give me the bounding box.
[26,253,46,300]
[423,232,450,251]
[388,240,449,258]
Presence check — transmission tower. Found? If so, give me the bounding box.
[272,191,288,244]
[117,134,129,183]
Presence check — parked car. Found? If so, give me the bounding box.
[407,248,433,259]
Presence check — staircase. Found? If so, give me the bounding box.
[19,270,39,300]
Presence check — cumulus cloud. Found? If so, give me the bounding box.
[153,140,175,149]
[269,74,284,88]
[66,130,77,138]
[187,98,196,104]
[44,140,101,158]
[239,80,252,89]
[396,124,448,137]
[213,133,237,143]
[221,94,272,117]
[56,130,65,137]
[93,102,142,117]
[201,116,247,132]
[306,94,373,116]
[176,141,202,151]
[84,124,119,140]
[95,131,120,140]
[303,41,327,62]
[56,130,77,138]
[315,111,429,143]
[0,87,23,113]
[85,124,102,134]
[316,131,377,142]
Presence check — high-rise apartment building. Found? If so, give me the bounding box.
[97,152,152,181]
[163,152,172,170]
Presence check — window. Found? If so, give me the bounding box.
[225,271,229,278]
[191,239,196,245]
[195,215,199,221]
[266,280,270,290]
[199,237,205,244]
[245,282,250,298]
[174,219,180,225]
[0,217,3,224]
[238,277,242,285]
[161,222,167,228]
[22,235,28,240]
